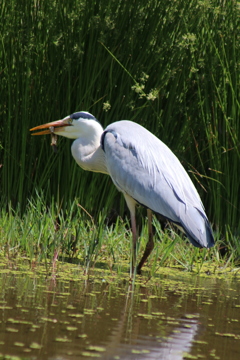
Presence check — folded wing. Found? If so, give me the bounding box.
[102,120,214,248]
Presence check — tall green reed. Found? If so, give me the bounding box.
[0,0,239,247]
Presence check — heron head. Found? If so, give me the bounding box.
[30,111,102,139]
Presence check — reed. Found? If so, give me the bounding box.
[1,0,239,261]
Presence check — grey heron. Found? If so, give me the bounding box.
[30,111,214,275]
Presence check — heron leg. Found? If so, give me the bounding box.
[123,194,138,278]
[137,209,154,274]
[130,210,137,277]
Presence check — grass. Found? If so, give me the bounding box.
[0,0,240,270]
[0,197,237,277]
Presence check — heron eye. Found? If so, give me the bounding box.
[68,118,73,125]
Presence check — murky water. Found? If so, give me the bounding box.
[0,259,240,360]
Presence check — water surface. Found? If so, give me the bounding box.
[0,259,239,359]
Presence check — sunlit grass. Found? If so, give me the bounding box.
[0,198,238,277]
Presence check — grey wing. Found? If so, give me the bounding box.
[102,121,214,248]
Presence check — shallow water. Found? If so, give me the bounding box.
[0,259,240,359]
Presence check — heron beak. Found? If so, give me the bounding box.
[30,118,71,135]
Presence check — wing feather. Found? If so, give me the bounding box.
[103,120,214,248]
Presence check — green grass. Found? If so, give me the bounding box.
[0,0,240,269]
[0,197,237,276]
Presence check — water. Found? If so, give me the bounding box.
[0,259,240,359]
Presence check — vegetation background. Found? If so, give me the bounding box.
[0,0,239,266]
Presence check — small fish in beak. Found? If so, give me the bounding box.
[49,126,58,153]
[30,117,72,151]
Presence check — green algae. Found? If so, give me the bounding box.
[81,352,101,357]
[7,319,32,325]
[215,332,240,340]
[29,342,42,349]
[66,326,78,331]
[131,349,150,354]
[6,328,19,333]
[86,346,106,352]
[55,337,72,343]
[13,343,24,347]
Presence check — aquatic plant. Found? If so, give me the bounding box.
[1,0,239,265]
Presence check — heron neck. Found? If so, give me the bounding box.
[71,138,108,174]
